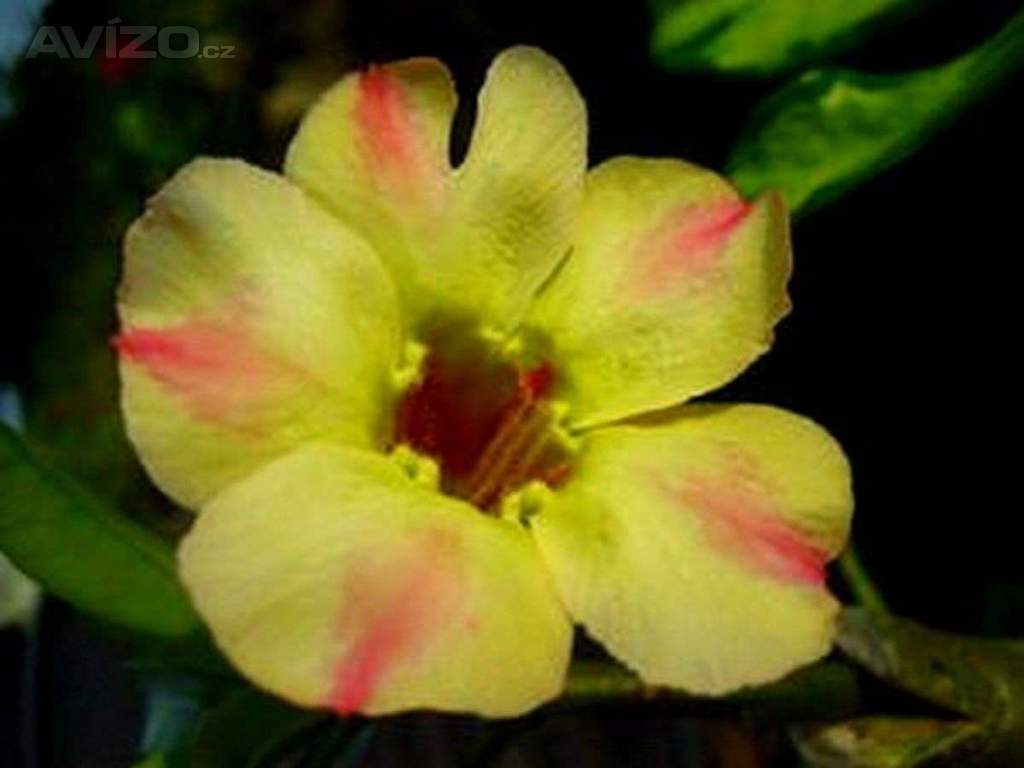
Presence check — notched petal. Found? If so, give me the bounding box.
[285,47,587,332]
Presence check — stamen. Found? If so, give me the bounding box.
[392,338,569,513]
[463,403,551,510]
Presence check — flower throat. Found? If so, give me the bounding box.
[392,331,571,513]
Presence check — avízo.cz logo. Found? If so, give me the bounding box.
[24,18,235,60]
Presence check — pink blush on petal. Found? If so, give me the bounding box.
[356,66,416,176]
[665,452,828,586]
[327,529,467,714]
[354,64,444,205]
[115,320,279,423]
[627,198,752,299]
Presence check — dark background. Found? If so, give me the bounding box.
[2,0,1023,765]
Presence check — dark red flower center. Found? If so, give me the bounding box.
[392,333,570,512]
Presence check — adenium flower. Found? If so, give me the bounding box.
[115,47,853,717]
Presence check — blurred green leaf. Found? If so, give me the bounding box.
[834,608,1024,765]
[191,687,324,768]
[792,717,983,768]
[649,0,930,77]
[135,670,256,768]
[135,676,207,768]
[0,550,40,629]
[837,609,1024,725]
[0,423,198,635]
[727,8,1024,215]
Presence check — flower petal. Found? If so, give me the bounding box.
[284,55,456,310]
[444,46,587,328]
[284,47,586,331]
[179,443,571,717]
[526,157,791,428]
[530,404,852,694]
[117,158,401,509]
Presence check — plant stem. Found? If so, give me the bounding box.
[838,545,888,613]
[558,660,863,722]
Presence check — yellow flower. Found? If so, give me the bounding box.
[115,47,853,717]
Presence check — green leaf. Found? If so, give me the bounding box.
[141,677,206,755]
[792,717,983,768]
[726,8,1024,216]
[135,676,207,768]
[191,687,324,768]
[649,0,931,77]
[132,672,241,768]
[0,424,198,635]
[834,608,1024,765]
[0,551,40,629]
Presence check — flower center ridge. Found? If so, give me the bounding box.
[391,331,572,513]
